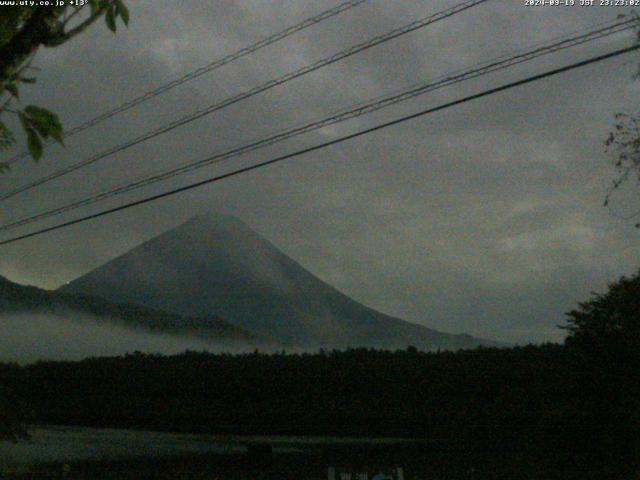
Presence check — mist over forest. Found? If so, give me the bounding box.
[0,313,255,364]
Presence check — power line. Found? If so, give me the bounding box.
[4,0,370,165]
[0,0,489,202]
[1,44,636,247]
[0,18,634,233]
[89,19,636,191]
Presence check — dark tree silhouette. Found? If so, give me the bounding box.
[0,366,29,442]
[563,270,640,475]
[564,270,640,350]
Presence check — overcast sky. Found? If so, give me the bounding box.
[0,0,638,344]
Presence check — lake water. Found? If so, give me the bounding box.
[0,426,579,479]
[0,425,418,470]
[1,425,243,466]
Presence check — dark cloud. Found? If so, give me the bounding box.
[1,0,638,343]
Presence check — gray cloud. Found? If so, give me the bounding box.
[0,0,638,344]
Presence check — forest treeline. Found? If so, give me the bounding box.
[1,271,638,477]
[0,342,638,472]
[2,345,573,437]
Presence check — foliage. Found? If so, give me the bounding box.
[562,271,640,471]
[0,2,129,438]
[2,345,572,436]
[17,105,63,160]
[563,270,640,354]
[0,365,29,443]
[603,13,640,224]
[1,340,635,476]
[0,0,129,167]
[605,113,640,226]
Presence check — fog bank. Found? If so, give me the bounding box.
[0,313,255,364]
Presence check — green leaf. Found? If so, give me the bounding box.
[105,6,117,32]
[5,82,19,99]
[48,120,64,144]
[17,111,31,132]
[88,0,101,15]
[17,106,64,158]
[25,127,43,161]
[115,0,129,26]
[29,120,50,141]
[19,77,36,84]
[23,106,63,144]
[23,110,51,138]
[0,121,15,150]
[30,121,48,139]
[24,105,55,120]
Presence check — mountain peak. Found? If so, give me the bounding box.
[60,213,495,350]
[169,213,260,246]
[188,211,241,226]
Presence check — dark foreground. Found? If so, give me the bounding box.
[2,343,639,479]
[4,437,636,480]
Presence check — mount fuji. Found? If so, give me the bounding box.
[59,213,493,350]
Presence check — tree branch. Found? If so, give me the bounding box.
[61,5,85,28]
[0,7,64,87]
[45,4,111,47]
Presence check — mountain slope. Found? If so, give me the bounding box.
[60,213,494,350]
[0,275,256,343]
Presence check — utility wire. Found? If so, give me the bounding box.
[0,44,637,247]
[3,0,370,165]
[0,0,489,202]
[0,18,634,233]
